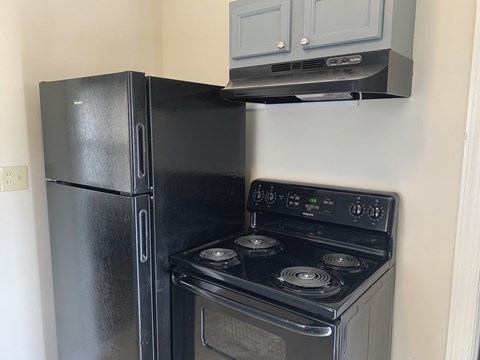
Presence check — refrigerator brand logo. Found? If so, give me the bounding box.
[74,101,83,105]
[302,212,314,217]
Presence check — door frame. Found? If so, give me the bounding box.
[445,2,480,358]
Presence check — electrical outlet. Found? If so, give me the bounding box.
[0,166,28,192]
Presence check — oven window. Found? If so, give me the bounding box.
[202,307,287,360]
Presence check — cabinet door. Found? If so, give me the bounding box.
[302,0,384,49]
[231,0,292,59]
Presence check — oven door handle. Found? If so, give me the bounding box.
[174,275,333,338]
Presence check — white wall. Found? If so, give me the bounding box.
[0,1,162,359]
[160,0,476,359]
[0,3,45,359]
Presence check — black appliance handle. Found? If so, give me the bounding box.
[134,197,154,358]
[135,123,146,180]
[174,274,333,338]
[137,208,149,263]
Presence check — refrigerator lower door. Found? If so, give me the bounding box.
[46,182,153,360]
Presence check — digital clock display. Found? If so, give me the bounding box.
[287,193,335,215]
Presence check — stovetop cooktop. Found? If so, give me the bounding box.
[170,229,391,320]
[171,179,399,320]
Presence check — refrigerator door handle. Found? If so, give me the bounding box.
[135,123,146,180]
[137,208,149,263]
[133,196,154,358]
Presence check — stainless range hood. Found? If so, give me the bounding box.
[221,50,413,104]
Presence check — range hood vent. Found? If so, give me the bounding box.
[302,58,327,70]
[272,59,327,73]
[221,50,413,104]
[271,63,292,73]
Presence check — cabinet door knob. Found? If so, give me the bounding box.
[300,37,310,46]
[277,41,286,49]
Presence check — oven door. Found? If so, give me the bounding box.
[172,271,340,360]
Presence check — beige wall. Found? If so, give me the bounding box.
[160,1,476,360]
[159,0,230,86]
[0,0,162,359]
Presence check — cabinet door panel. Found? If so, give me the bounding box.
[231,0,291,59]
[303,0,384,49]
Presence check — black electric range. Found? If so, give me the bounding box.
[171,179,399,360]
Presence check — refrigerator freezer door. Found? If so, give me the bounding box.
[46,182,153,360]
[40,71,149,194]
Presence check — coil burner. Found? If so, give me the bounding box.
[275,266,342,297]
[322,253,364,273]
[234,235,281,257]
[235,235,278,249]
[198,248,240,267]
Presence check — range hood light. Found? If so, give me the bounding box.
[295,93,354,102]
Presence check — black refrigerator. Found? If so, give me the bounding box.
[39,71,246,360]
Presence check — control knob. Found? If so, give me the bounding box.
[252,189,263,202]
[350,203,364,217]
[264,191,277,205]
[368,206,383,220]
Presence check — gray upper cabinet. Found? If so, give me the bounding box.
[302,0,384,49]
[230,0,292,59]
[229,0,416,69]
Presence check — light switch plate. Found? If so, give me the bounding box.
[0,166,28,192]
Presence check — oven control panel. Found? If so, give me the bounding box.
[247,179,399,233]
